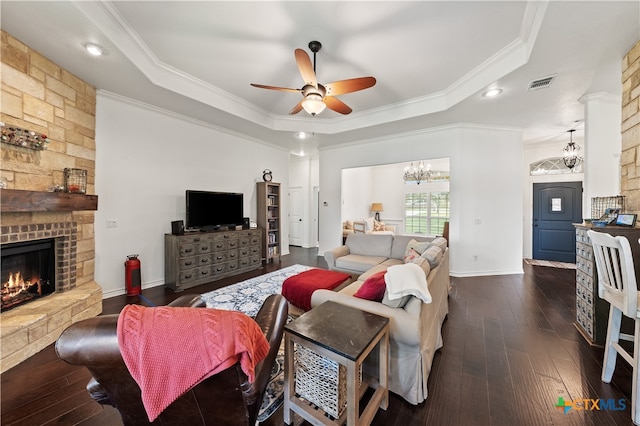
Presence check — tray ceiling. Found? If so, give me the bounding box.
[1,1,638,154]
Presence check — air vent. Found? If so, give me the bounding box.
[528,75,556,91]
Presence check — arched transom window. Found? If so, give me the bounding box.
[530,157,583,175]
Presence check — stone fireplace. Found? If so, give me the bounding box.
[1,31,102,373]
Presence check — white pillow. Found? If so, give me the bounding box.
[384,263,432,303]
[363,217,375,231]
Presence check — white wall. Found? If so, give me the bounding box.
[341,167,373,221]
[320,124,524,277]
[95,92,290,298]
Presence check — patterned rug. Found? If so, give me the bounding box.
[201,264,313,422]
[523,258,576,269]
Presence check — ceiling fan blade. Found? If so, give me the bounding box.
[324,96,352,115]
[325,77,376,96]
[250,83,300,93]
[289,100,304,115]
[294,48,317,88]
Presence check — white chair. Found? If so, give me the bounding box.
[587,230,640,424]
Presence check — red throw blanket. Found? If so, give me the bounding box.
[282,268,351,311]
[117,304,269,422]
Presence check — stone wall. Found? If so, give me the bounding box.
[1,30,96,286]
[620,40,640,213]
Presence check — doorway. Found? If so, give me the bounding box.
[313,186,319,247]
[532,181,583,262]
[289,186,303,247]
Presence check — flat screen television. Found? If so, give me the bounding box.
[185,190,244,230]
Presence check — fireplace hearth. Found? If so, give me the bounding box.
[1,219,103,374]
[1,239,56,312]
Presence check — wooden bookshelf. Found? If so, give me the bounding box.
[256,182,281,263]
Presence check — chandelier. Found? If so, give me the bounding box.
[403,161,433,185]
[563,129,582,169]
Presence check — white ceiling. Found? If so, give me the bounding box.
[2,1,638,155]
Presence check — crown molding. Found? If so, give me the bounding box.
[76,0,547,136]
[579,92,623,105]
[319,122,523,152]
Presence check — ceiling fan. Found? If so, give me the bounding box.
[251,41,376,116]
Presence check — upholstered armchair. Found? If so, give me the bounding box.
[55,294,288,426]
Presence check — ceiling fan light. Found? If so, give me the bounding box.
[302,94,326,116]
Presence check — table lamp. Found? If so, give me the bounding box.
[371,203,383,221]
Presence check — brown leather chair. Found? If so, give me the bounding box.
[55,294,288,426]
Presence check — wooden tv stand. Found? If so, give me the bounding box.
[164,228,262,292]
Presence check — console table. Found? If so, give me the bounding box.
[164,228,262,292]
[284,301,389,425]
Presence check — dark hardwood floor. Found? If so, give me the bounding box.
[1,247,635,425]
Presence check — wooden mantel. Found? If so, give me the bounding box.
[1,189,98,212]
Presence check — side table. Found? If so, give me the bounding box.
[284,301,389,425]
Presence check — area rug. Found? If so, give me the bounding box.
[524,258,576,269]
[201,264,313,422]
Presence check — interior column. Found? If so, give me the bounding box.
[580,92,622,217]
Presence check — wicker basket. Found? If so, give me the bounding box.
[63,168,87,194]
[294,344,361,419]
[591,196,625,219]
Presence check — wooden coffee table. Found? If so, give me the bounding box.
[283,301,389,425]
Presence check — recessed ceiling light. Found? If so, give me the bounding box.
[83,42,105,56]
[482,88,502,98]
[295,132,309,139]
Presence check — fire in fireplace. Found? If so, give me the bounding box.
[1,239,55,312]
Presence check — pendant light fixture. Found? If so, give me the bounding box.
[563,129,582,169]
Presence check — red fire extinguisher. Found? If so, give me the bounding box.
[124,254,142,296]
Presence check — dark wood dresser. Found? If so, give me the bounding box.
[164,228,262,292]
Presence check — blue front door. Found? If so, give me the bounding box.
[532,181,583,262]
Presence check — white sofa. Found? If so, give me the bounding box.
[317,233,449,405]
